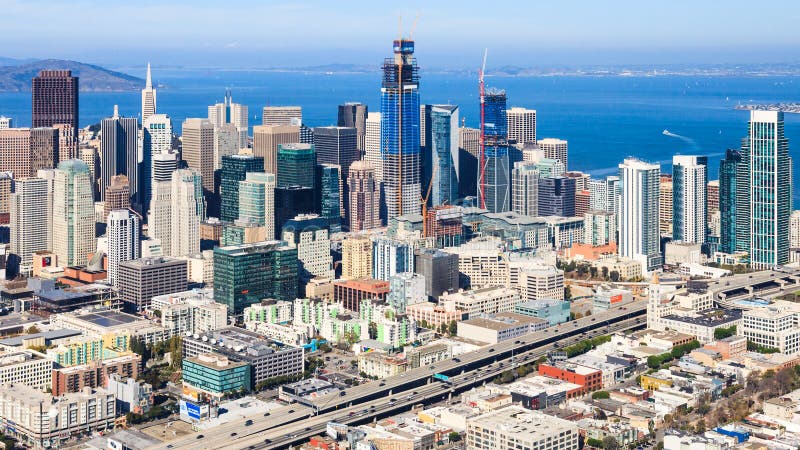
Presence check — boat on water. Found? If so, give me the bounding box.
[662,129,670,135]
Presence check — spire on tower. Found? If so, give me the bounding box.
[145,63,152,89]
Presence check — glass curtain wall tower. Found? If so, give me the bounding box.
[480,90,510,212]
[381,39,421,220]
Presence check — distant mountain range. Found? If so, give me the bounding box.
[0,59,143,92]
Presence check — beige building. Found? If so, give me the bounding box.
[659,174,673,236]
[507,107,537,145]
[537,138,568,169]
[358,352,407,379]
[103,174,130,220]
[439,287,519,319]
[181,118,215,194]
[466,405,579,450]
[592,256,644,281]
[342,235,373,279]
[262,106,302,126]
[457,313,548,344]
[405,302,464,328]
[253,125,300,174]
[364,112,383,182]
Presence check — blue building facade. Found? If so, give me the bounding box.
[481,90,510,213]
[423,105,460,207]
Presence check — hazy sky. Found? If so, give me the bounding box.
[2,0,799,68]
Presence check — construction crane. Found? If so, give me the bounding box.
[421,164,438,237]
[478,49,488,209]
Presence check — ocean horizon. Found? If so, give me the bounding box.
[2,70,799,202]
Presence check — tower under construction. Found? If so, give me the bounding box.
[480,88,510,212]
[381,38,422,220]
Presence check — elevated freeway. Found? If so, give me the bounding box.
[147,302,646,450]
[707,268,800,308]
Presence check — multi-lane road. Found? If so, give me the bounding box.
[147,302,646,450]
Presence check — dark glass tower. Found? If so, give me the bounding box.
[481,90,510,212]
[100,107,138,208]
[538,176,576,217]
[719,149,741,254]
[381,39,421,220]
[32,70,79,133]
[316,164,342,233]
[277,143,316,188]
[220,154,264,222]
[423,105,460,207]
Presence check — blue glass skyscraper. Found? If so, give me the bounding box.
[381,39,421,220]
[423,104,459,207]
[480,90,510,212]
[719,149,742,254]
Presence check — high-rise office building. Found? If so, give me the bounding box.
[170,169,205,257]
[458,125,480,199]
[152,151,178,182]
[118,257,187,312]
[618,158,662,271]
[37,168,56,252]
[659,174,673,236]
[213,123,239,171]
[79,147,99,198]
[274,186,315,234]
[277,143,316,188]
[364,112,382,182]
[142,114,172,214]
[414,248,458,300]
[252,125,300,175]
[538,176,576,217]
[238,171,276,239]
[481,90,510,212]
[219,154,264,222]
[373,237,415,281]
[511,161,539,217]
[313,126,359,179]
[282,214,334,288]
[103,174,130,220]
[672,155,708,244]
[9,177,49,275]
[0,128,58,178]
[316,164,342,233]
[100,106,138,206]
[148,178,172,256]
[719,149,742,253]
[32,70,78,134]
[107,209,141,286]
[381,38,422,220]
[181,118,215,211]
[537,138,568,170]
[54,123,76,163]
[588,176,619,215]
[208,90,248,148]
[262,106,302,127]
[30,127,58,173]
[348,160,381,231]
[423,105,459,207]
[53,160,95,267]
[214,241,298,315]
[507,107,537,145]
[337,103,368,151]
[707,180,720,217]
[747,111,791,268]
[141,63,157,123]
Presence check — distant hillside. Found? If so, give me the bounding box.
[0,59,143,92]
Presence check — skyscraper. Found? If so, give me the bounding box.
[54,123,76,163]
[53,160,95,267]
[148,178,173,256]
[100,106,138,207]
[181,118,215,211]
[507,107,537,145]
[220,154,264,222]
[511,161,539,217]
[262,106,302,126]
[459,126,480,198]
[107,209,141,286]
[213,123,239,171]
[364,112,383,182]
[9,177,49,275]
[32,70,78,134]
[277,143,316,188]
[103,174,130,220]
[141,63,157,123]
[672,155,708,244]
[313,126,359,179]
[316,164,342,232]
[238,172,276,239]
[480,90,510,212]
[719,149,742,254]
[618,158,661,272]
[282,214,334,288]
[423,105,459,207]
[142,113,172,215]
[338,103,368,151]
[381,38,421,220]
[152,151,178,182]
[79,146,99,198]
[747,111,791,268]
[348,160,381,231]
[537,138,568,170]
[208,90,248,148]
[538,176,576,217]
[659,174,673,236]
[170,169,205,257]
[252,125,300,175]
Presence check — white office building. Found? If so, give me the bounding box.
[170,169,205,257]
[507,107,537,145]
[106,209,141,286]
[537,138,568,170]
[364,112,382,182]
[10,177,49,275]
[511,161,539,217]
[466,405,578,450]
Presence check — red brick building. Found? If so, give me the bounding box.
[538,363,603,394]
[333,278,389,312]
